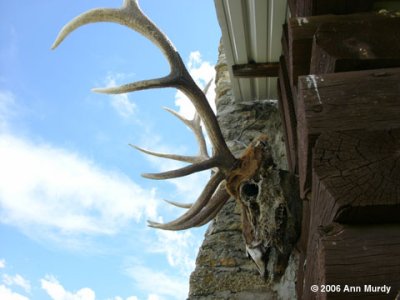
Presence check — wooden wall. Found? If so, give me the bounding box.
[278,1,400,299]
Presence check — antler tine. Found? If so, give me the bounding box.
[160,78,213,159]
[195,184,231,227]
[130,144,202,164]
[52,0,236,167]
[130,79,211,165]
[163,107,208,158]
[173,183,230,229]
[149,181,230,230]
[163,199,192,209]
[141,157,218,180]
[147,171,224,230]
[52,0,177,63]
[52,0,179,94]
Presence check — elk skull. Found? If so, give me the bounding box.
[226,135,301,279]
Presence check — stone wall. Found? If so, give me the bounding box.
[188,42,298,299]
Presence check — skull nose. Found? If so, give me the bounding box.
[246,245,266,277]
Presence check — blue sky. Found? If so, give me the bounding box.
[0,1,221,299]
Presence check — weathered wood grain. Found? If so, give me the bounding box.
[301,128,400,299]
[288,0,299,17]
[288,13,400,87]
[291,0,387,17]
[232,62,279,78]
[296,197,310,299]
[310,20,400,74]
[314,129,400,223]
[303,223,400,300]
[278,56,298,173]
[296,68,400,196]
[281,23,293,94]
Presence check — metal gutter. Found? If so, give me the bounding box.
[214,0,288,102]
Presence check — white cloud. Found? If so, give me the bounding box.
[41,275,95,300]
[110,296,139,300]
[110,93,136,118]
[125,264,188,300]
[0,133,159,242]
[174,51,216,120]
[104,74,136,118]
[0,285,28,300]
[0,259,5,269]
[2,274,31,293]
[152,230,199,277]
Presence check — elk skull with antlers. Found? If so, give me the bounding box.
[52,0,301,280]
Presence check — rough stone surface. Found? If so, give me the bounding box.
[188,42,298,299]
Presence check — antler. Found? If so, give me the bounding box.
[52,0,237,230]
[131,79,212,167]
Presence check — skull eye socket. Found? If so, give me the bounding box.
[241,182,259,198]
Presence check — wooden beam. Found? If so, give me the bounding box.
[299,127,400,299]
[232,62,279,78]
[278,56,298,174]
[303,128,400,298]
[296,198,310,299]
[292,0,386,17]
[288,12,400,88]
[296,67,400,197]
[310,18,400,74]
[303,223,400,300]
[313,129,400,224]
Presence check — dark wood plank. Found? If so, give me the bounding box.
[295,197,310,299]
[303,128,400,299]
[281,23,291,86]
[282,23,298,99]
[288,0,300,17]
[295,0,387,17]
[232,62,279,78]
[288,13,400,87]
[313,129,400,224]
[278,56,298,173]
[310,19,400,74]
[296,68,400,196]
[303,223,400,300]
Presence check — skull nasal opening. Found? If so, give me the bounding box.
[241,182,259,198]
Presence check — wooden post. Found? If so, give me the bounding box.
[288,13,400,88]
[303,223,400,299]
[310,19,400,74]
[278,56,298,173]
[289,0,387,17]
[296,68,400,197]
[232,62,279,78]
[278,7,400,300]
[312,129,400,225]
[302,129,400,299]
